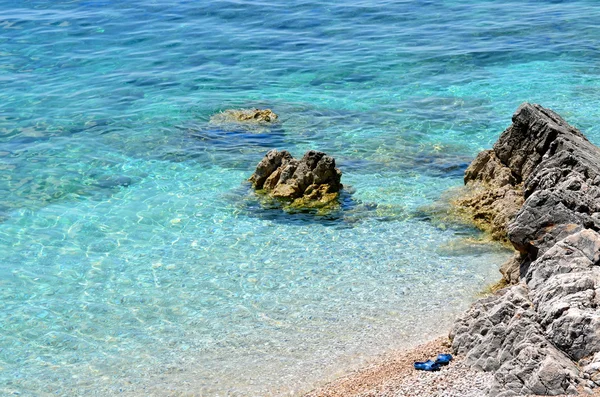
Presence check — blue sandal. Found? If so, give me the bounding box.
[413,359,441,371]
[435,353,453,365]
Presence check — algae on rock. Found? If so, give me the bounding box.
[249,149,343,213]
[210,108,278,125]
[452,149,524,245]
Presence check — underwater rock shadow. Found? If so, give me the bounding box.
[225,182,408,228]
[0,118,117,154]
[189,125,291,150]
[176,106,293,153]
[165,118,298,168]
[0,164,141,224]
[337,151,471,179]
[409,186,483,236]
[410,152,471,178]
[0,204,8,224]
[226,182,352,227]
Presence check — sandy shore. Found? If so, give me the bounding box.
[303,337,599,397]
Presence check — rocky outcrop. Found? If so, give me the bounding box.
[210,108,278,125]
[526,230,600,362]
[452,229,599,396]
[454,149,524,243]
[502,105,600,260]
[451,103,600,396]
[249,149,342,211]
[458,103,600,268]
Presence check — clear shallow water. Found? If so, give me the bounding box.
[1,0,600,395]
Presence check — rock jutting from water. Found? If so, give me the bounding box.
[453,148,524,245]
[210,108,278,125]
[450,103,600,396]
[249,149,343,211]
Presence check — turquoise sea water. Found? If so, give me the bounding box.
[2,1,600,395]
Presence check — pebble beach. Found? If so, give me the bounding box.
[306,337,600,397]
[305,337,493,397]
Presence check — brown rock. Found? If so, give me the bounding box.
[272,181,302,199]
[210,108,279,124]
[249,149,343,211]
[263,167,282,191]
[290,184,339,210]
[248,149,292,189]
[453,183,524,244]
[453,142,524,245]
[464,149,517,187]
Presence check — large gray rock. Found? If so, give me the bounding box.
[452,230,600,395]
[451,104,600,396]
[457,103,600,277]
[526,229,600,362]
[499,103,600,259]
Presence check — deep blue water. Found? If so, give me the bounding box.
[1,1,599,395]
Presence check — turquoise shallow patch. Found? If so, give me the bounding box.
[1,0,600,395]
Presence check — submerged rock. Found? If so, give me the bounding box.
[450,103,600,396]
[210,108,278,125]
[93,175,132,189]
[249,149,342,212]
[182,108,285,159]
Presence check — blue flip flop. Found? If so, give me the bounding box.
[435,353,453,365]
[413,359,441,371]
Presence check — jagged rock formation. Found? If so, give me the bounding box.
[450,103,600,396]
[210,108,278,125]
[452,229,599,396]
[249,149,342,211]
[454,149,524,244]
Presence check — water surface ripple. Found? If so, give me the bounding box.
[1,0,599,395]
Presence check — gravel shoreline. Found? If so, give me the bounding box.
[303,337,493,397]
[303,337,599,397]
